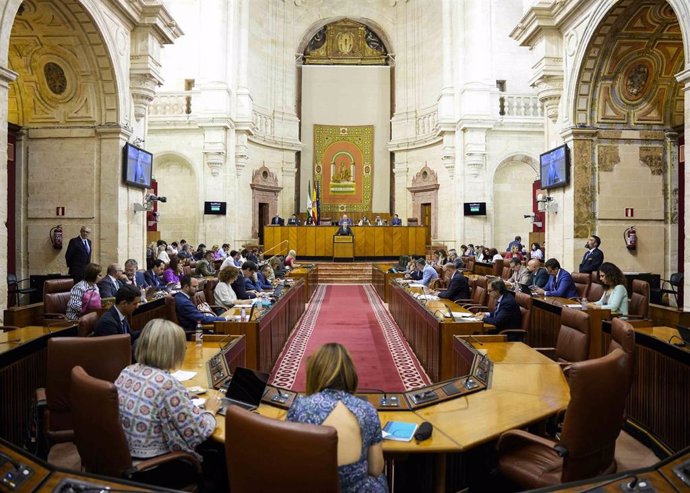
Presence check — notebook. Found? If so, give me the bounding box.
[218,367,269,415]
[382,421,418,442]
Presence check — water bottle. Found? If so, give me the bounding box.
[240,307,247,322]
[195,321,203,347]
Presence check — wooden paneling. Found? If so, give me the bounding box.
[263,226,426,258]
[603,325,690,452]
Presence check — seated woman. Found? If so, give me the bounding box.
[287,343,387,493]
[529,242,544,261]
[162,256,182,286]
[358,216,371,226]
[595,262,629,315]
[115,319,221,461]
[66,263,103,320]
[284,249,300,269]
[214,266,240,309]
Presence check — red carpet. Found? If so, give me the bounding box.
[270,285,430,392]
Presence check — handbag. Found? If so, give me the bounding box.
[81,288,102,313]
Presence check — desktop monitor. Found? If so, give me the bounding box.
[122,142,153,189]
[540,144,570,190]
[463,202,487,216]
[204,201,227,215]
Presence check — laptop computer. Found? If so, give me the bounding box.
[519,283,535,295]
[218,367,269,415]
[675,325,690,346]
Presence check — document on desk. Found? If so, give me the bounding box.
[171,370,196,382]
[415,294,439,301]
[452,312,477,319]
[408,283,425,288]
[382,421,418,442]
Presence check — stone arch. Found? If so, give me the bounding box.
[567,0,688,126]
[296,17,394,57]
[154,153,199,243]
[492,155,539,252]
[6,0,121,126]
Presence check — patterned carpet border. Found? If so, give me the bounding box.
[269,284,430,391]
[270,284,327,389]
[362,285,431,390]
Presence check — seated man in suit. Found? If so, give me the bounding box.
[338,214,352,226]
[479,280,521,332]
[232,261,259,300]
[195,250,216,277]
[525,258,549,288]
[374,215,384,226]
[93,284,142,341]
[417,258,439,287]
[579,235,604,273]
[506,257,530,287]
[534,258,578,298]
[174,275,227,331]
[436,262,470,300]
[391,213,402,226]
[144,259,165,289]
[336,222,353,236]
[123,258,147,289]
[97,263,126,298]
[271,213,284,225]
[287,214,300,225]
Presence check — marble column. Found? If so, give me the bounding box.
[676,67,690,308]
[0,65,17,319]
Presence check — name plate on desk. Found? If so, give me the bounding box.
[333,236,354,243]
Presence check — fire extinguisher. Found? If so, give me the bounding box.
[49,225,63,250]
[624,226,637,251]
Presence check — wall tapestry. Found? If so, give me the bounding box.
[313,124,373,213]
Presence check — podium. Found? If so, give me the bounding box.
[333,235,354,261]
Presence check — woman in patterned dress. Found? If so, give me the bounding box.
[287,343,388,493]
[115,319,221,461]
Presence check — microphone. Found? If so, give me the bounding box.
[432,309,450,320]
[216,333,235,351]
[358,388,400,407]
[410,388,438,404]
[578,474,640,493]
[414,421,433,442]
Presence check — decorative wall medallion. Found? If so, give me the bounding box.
[303,19,387,65]
[620,59,652,102]
[44,62,67,95]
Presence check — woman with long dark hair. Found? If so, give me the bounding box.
[595,262,628,315]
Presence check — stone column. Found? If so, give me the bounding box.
[392,155,409,220]
[0,65,17,318]
[676,67,690,308]
[665,130,679,291]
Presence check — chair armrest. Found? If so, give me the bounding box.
[43,313,68,320]
[534,347,557,361]
[35,387,46,406]
[466,305,490,313]
[496,429,558,453]
[499,329,527,342]
[129,451,203,476]
[453,298,473,304]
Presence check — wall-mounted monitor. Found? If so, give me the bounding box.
[540,144,570,190]
[204,201,227,215]
[122,142,153,189]
[463,202,486,216]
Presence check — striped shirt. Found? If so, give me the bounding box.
[66,280,98,320]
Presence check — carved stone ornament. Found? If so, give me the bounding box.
[409,164,439,192]
[250,165,281,192]
[44,62,67,95]
[203,143,226,177]
[130,74,159,121]
[304,19,387,65]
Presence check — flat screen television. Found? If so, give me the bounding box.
[463,202,486,216]
[122,142,153,189]
[540,144,569,190]
[204,201,227,215]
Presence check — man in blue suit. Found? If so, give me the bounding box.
[174,275,227,331]
[535,258,578,298]
[65,226,92,282]
[97,263,125,298]
[436,263,470,301]
[391,213,402,226]
[123,259,147,289]
[480,280,522,332]
[93,285,142,341]
[144,259,165,288]
[578,235,604,273]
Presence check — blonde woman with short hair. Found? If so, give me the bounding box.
[284,249,299,269]
[115,319,221,460]
[214,266,240,309]
[287,343,387,493]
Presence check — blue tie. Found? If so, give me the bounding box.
[121,317,130,334]
[83,239,90,255]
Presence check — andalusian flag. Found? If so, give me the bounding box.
[306,180,313,222]
[314,181,320,225]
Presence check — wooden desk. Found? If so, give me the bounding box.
[181,341,569,453]
[388,281,487,381]
[602,324,689,453]
[287,265,317,301]
[212,280,305,373]
[0,324,77,446]
[531,297,611,358]
[264,225,426,258]
[372,264,403,303]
